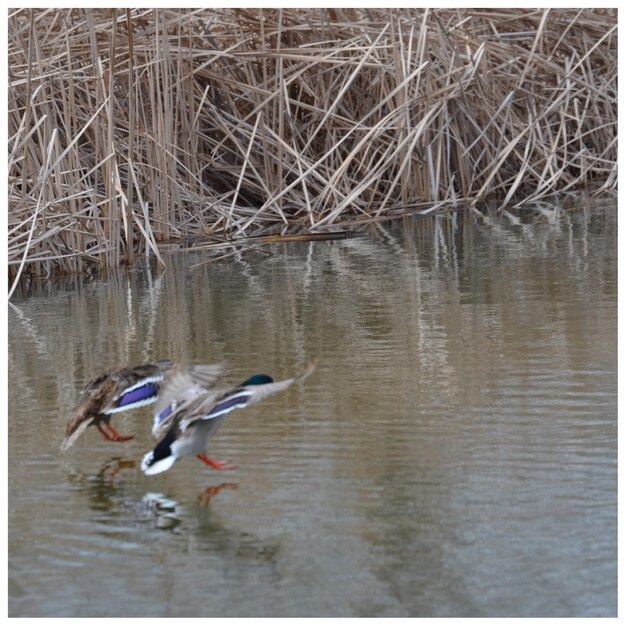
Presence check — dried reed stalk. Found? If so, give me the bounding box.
[7,8,617,288]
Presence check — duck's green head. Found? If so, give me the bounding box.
[242,374,273,386]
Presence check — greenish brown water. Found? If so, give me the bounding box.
[8,201,616,617]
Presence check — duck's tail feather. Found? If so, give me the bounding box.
[61,418,90,451]
[141,451,177,475]
[141,426,178,475]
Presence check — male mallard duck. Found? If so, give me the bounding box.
[62,360,226,451]
[141,360,317,475]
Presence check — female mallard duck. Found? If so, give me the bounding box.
[62,360,226,451]
[141,360,317,475]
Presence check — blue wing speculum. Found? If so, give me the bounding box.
[203,389,253,420]
[105,376,163,414]
[154,388,254,431]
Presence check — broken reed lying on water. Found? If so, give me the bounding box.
[7,7,617,282]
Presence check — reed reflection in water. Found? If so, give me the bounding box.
[8,202,616,616]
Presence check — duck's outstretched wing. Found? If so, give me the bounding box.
[180,359,318,432]
[152,363,227,436]
[188,363,228,389]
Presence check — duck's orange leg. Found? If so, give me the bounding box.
[96,422,134,442]
[96,423,116,441]
[197,454,236,471]
[104,422,135,442]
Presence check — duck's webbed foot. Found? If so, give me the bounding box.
[196,454,236,471]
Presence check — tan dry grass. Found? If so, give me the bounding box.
[8,8,617,288]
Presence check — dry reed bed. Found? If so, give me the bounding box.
[8,8,617,287]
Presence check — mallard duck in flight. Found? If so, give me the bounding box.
[141,360,317,475]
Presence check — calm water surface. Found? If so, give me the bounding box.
[8,202,616,616]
